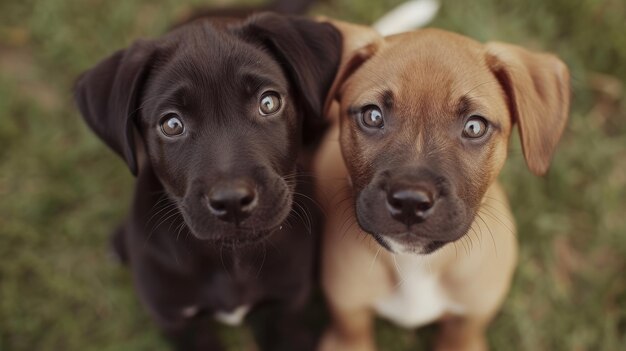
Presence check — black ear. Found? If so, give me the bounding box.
[240,13,343,146]
[74,40,156,175]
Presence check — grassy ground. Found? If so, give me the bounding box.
[0,0,625,350]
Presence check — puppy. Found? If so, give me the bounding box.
[314,21,570,351]
[74,13,341,351]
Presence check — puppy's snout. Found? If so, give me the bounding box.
[207,180,258,224]
[386,184,437,226]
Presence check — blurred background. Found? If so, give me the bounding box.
[0,0,624,350]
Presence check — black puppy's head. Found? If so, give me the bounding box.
[74,13,341,244]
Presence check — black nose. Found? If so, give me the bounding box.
[207,181,257,224]
[386,185,436,225]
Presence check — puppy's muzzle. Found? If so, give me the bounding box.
[206,179,258,225]
[386,182,437,226]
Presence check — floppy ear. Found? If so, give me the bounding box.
[319,19,383,118]
[240,13,343,145]
[485,42,571,176]
[74,40,156,175]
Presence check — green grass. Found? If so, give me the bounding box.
[1,0,625,350]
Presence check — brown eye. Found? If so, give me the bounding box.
[463,116,488,139]
[362,105,384,128]
[160,114,184,136]
[259,92,281,115]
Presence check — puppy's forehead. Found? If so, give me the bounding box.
[348,30,502,118]
[160,25,288,88]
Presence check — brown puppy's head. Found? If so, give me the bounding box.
[75,13,341,245]
[329,28,569,254]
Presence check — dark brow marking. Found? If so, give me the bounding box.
[241,72,279,94]
[347,106,362,116]
[153,84,190,113]
[457,95,503,131]
[381,89,394,109]
[346,88,393,116]
[456,95,474,117]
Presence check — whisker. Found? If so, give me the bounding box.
[479,207,516,236]
[175,221,187,242]
[255,242,267,278]
[145,202,177,227]
[368,246,382,275]
[466,222,476,251]
[220,243,232,280]
[342,219,359,241]
[266,236,281,254]
[144,192,169,214]
[483,195,510,208]
[459,235,469,256]
[337,211,356,236]
[143,206,179,248]
[153,209,182,236]
[149,206,179,232]
[392,255,406,289]
[477,213,498,257]
[293,191,327,217]
[291,201,312,235]
[481,200,513,219]
[481,203,516,227]
[468,223,482,250]
[321,183,352,204]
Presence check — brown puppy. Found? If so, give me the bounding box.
[314,21,570,351]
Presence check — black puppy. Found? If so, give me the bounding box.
[74,13,341,351]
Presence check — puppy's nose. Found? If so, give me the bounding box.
[386,185,436,225]
[207,181,257,224]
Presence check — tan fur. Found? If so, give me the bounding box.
[315,21,570,351]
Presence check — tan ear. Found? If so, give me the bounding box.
[317,18,383,118]
[485,42,571,176]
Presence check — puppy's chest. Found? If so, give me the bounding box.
[185,239,312,326]
[373,256,464,329]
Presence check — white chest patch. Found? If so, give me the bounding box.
[214,304,251,327]
[181,305,200,318]
[373,254,464,329]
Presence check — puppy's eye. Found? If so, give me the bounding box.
[259,92,282,115]
[362,105,384,128]
[160,114,184,137]
[463,116,488,139]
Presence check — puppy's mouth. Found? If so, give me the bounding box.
[372,232,453,255]
[368,217,471,255]
[179,187,293,244]
[353,176,478,255]
[206,224,285,248]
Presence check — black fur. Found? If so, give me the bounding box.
[74,12,341,351]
